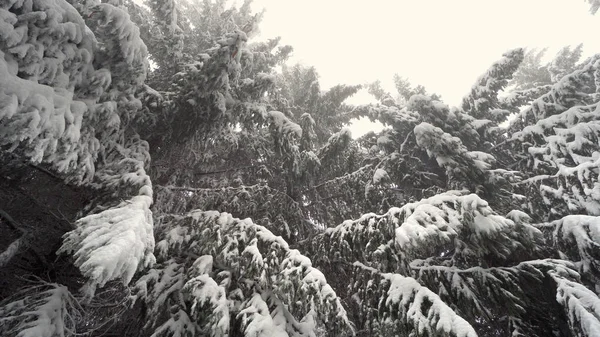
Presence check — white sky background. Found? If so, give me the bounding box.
[251,0,600,137]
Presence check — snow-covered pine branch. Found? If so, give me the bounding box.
[133,210,352,337]
[307,191,544,335]
[350,262,477,337]
[0,283,81,337]
[509,54,600,133]
[407,95,483,152]
[552,272,600,336]
[511,102,600,219]
[414,122,488,190]
[499,85,553,114]
[314,192,541,270]
[551,215,600,283]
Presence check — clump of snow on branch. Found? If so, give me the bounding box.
[553,272,600,336]
[0,236,23,268]
[552,215,600,277]
[269,110,303,138]
[59,190,155,299]
[414,122,469,169]
[385,273,476,337]
[372,168,389,183]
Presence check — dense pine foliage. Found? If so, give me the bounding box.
[2,0,600,336]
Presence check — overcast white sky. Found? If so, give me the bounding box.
[252,0,599,136]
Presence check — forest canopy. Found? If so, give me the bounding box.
[1,0,600,336]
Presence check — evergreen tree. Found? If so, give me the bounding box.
[304,49,600,336]
[125,1,356,335]
[1,0,349,335]
[3,1,600,337]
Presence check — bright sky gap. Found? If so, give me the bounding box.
[253,0,600,136]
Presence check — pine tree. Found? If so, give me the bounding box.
[3,1,600,336]
[509,54,600,220]
[303,49,600,337]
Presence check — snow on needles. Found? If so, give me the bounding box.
[0,283,81,337]
[553,275,600,337]
[135,210,353,336]
[386,273,477,337]
[553,215,600,274]
[373,168,389,183]
[269,110,303,138]
[0,0,149,181]
[59,193,156,299]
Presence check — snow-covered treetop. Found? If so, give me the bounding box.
[509,54,600,131]
[462,48,524,121]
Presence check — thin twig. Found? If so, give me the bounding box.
[514,174,557,186]
[399,130,413,153]
[0,209,26,235]
[301,164,372,194]
[0,209,49,268]
[0,237,24,268]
